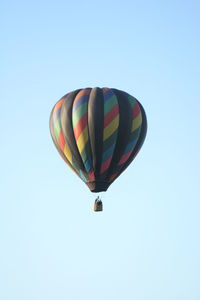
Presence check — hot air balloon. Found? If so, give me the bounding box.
[49,87,147,211]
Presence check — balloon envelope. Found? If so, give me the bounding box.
[49,87,147,192]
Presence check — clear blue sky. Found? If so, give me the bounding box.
[1,1,200,299]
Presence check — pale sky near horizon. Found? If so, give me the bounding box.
[1,1,200,299]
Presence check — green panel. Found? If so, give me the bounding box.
[72,103,88,127]
[104,96,117,115]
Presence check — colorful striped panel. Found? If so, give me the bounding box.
[108,95,142,182]
[52,99,73,163]
[100,88,119,174]
[72,88,94,180]
[52,98,87,182]
[118,95,142,166]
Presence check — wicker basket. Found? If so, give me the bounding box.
[94,198,103,212]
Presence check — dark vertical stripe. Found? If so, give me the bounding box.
[88,87,104,179]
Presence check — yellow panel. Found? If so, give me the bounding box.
[64,144,72,165]
[103,116,119,141]
[77,126,88,154]
[131,113,142,132]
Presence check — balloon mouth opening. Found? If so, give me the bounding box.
[86,181,110,193]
